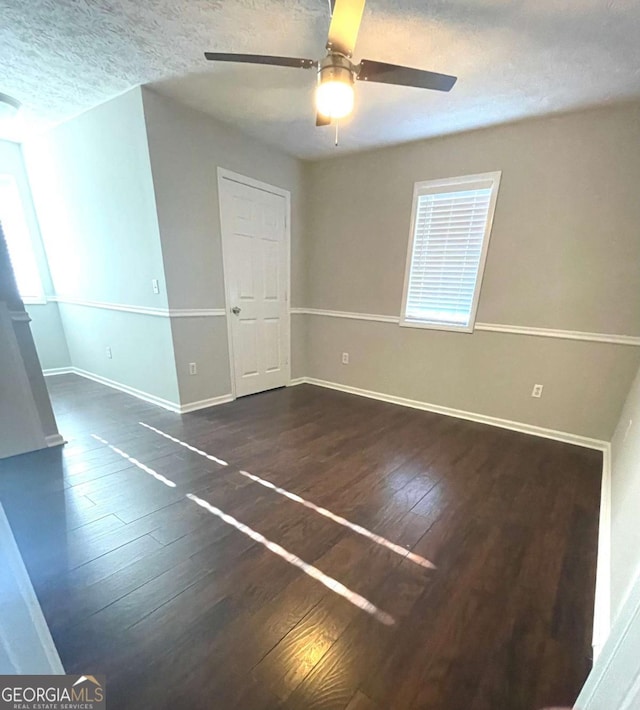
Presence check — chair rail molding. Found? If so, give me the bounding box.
[290,308,640,346]
[49,296,225,318]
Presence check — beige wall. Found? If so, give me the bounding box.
[302,102,640,440]
[306,317,639,441]
[167,317,231,405]
[141,88,306,404]
[291,313,308,381]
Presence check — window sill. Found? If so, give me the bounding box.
[399,318,475,334]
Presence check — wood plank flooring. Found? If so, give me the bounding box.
[0,374,601,709]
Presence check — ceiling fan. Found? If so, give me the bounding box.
[204,0,457,127]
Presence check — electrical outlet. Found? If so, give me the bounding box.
[152,279,160,294]
[531,384,543,398]
[341,352,349,365]
[106,346,112,359]
[189,362,197,376]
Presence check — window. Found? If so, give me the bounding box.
[400,171,501,332]
[0,174,44,303]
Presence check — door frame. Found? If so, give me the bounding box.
[217,167,291,400]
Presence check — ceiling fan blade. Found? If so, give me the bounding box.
[204,53,317,69]
[316,112,332,127]
[326,0,366,57]
[357,60,457,91]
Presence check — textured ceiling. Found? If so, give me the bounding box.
[1,0,640,157]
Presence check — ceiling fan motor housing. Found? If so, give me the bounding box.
[318,53,356,87]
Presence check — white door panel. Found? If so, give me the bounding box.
[219,173,289,398]
[263,319,281,372]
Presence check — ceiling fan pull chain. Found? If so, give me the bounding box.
[335,120,339,146]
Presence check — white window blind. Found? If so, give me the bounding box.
[401,172,501,332]
[0,175,44,303]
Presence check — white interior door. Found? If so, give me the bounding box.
[218,171,290,398]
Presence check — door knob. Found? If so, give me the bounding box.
[231,306,241,315]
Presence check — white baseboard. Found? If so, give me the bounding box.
[48,368,607,446]
[45,434,65,448]
[43,367,234,415]
[290,376,608,451]
[593,443,612,659]
[72,367,182,412]
[179,394,235,414]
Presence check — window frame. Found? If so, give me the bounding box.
[0,173,46,305]
[399,171,502,334]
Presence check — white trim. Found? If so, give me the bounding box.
[217,167,292,399]
[217,167,290,197]
[399,171,502,334]
[475,322,640,346]
[44,299,640,346]
[50,296,225,318]
[43,367,233,415]
[178,394,235,414]
[42,367,74,376]
[288,377,307,386]
[72,367,181,411]
[593,443,612,660]
[289,376,608,451]
[290,308,640,346]
[45,433,65,448]
[167,308,226,318]
[291,307,400,324]
[50,295,166,316]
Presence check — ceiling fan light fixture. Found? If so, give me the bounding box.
[204,0,458,133]
[0,92,21,120]
[316,55,355,119]
[316,79,354,119]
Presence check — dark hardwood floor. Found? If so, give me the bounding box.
[0,374,601,709]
